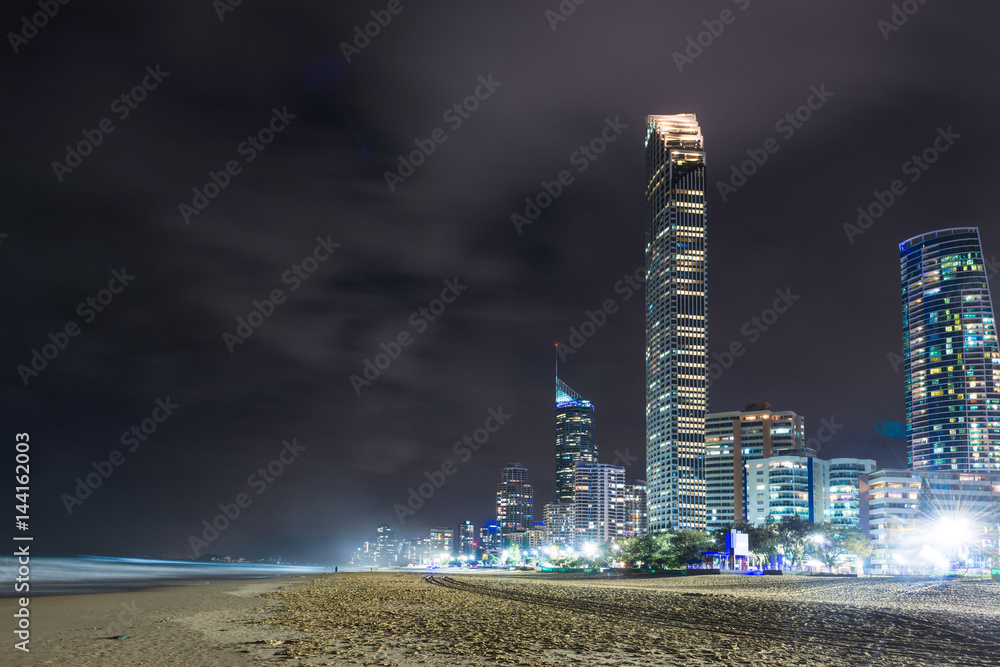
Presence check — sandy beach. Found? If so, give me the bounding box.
[0,576,313,665]
[4,571,999,665]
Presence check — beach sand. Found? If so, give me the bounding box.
[0,576,314,665]
[4,571,999,665]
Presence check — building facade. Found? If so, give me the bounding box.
[745,456,828,525]
[861,469,1000,571]
[623,479,648,537]
[900,228,1000,472]
[455,520,475,559]
[479,522,501,558]
[428,527,453,563]
[827,458,877,527]
[705,404,807,531]
[645,114,708,532]
[573,461,626,543]
[543,502,575,546]
[555,377,597,504]
[374,523,398,566]
[497,462,534,536]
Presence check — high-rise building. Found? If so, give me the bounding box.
[479,522,501,557]
[543,502,575,546]
[900,228,1000,471]
[644,114,708,532]
[428,527,453,563]
[827,458,877,527]
[745,456,828,525]
[623,479,648,537]
[573,461,626,543]
[555,377,597,504]
[496,462,533,536]
[374,523,398,566]
[705,403,807,530]
[455,520,475,559]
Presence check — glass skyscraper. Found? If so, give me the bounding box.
[900,228,1000,471]
[555,377,596,504]
[496,462,534,535]
[644,114,708,531]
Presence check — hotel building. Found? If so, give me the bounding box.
[644,113,708,532]
[900,228,1000,471]
[861,469,1000,571]
[827,458,877,527]
[705,403,807,530]
[746,455,828,525]
[573,461,626,543]
[496,462,534,538]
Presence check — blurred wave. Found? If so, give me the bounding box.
[0,555,330,597]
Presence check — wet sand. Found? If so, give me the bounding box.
[0,576,314,665]
[4,571,999,665]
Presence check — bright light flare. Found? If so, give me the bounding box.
[929,516,975,548]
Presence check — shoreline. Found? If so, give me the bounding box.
[0,574,322,665]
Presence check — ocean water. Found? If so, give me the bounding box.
[0,555,331,597]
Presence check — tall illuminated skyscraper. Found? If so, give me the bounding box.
[555,376,597,504]
[900,228,1000,471]
[644,114,708,532]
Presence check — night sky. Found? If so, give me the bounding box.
[3,1,999,563]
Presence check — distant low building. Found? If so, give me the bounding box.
[543,502,575,546]
[861,469,1000,572]
[827,458,877,527]
[746,456,827,525]
[705,404,809,531]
